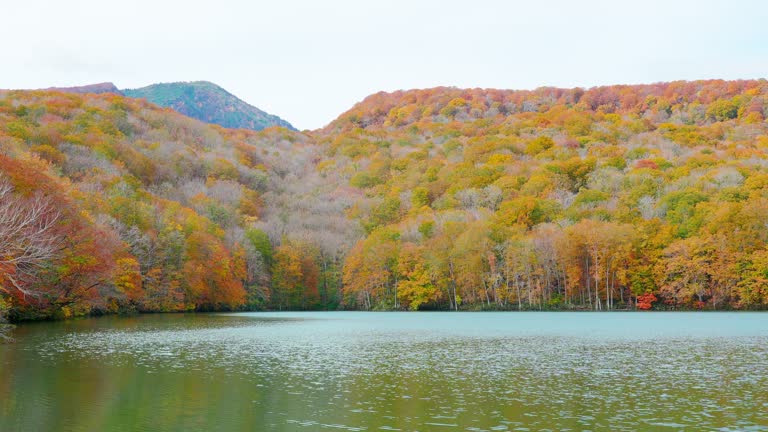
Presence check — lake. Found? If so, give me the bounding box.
[1,312,767,431]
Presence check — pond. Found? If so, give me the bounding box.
[1,312,767,431]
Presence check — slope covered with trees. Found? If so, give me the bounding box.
[123,81,295,131]
[0,89,356,329]
[1,79,768,329]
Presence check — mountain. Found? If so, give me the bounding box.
[122,81,295,131]
[2,79,768,326]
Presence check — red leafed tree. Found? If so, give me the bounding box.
[637,292,657,310]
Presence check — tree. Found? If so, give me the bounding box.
[706,99,738,121]
[342,228,399,309]
[636,292,657,310]
[397,243,437,310]
[654,236,713,308]
[451,222,494,306]
[271,242,303,309]
[271,240,320,309]
[182,230,246,310]
[0,176,61,298]
[567,220,635,310]
[113,257,143,305]
[737,249,768,307]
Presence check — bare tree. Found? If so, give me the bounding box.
[0,176,61,298]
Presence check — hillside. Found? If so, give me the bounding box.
[123,81,295,131]
[316,79,768,310]
[2,79,768,326]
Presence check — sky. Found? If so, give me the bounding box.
[2,0,767,130]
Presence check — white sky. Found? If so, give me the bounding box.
[2,0,766,130]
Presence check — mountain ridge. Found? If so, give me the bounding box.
[328,79,766,131]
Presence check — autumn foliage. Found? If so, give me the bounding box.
[2,79,768,322]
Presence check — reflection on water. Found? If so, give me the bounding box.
[1,312,768,431]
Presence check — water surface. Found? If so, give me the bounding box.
[1,312,767,431]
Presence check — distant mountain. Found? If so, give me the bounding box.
[122,81,295,131]
[44,82,122,95]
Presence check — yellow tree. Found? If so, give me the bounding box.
[396,242,437,310]
[342,227,399,309]
[272,242,304,310]
[738,249,768,307]
[451,221,494,307]
[654,236,713,308]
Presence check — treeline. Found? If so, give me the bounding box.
[2,79,768,326]
[341,216,768,311]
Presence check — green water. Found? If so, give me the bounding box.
[1,312,767,431]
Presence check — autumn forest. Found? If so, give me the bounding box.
[2,79,768,327]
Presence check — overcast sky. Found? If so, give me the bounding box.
[2,0,766,130]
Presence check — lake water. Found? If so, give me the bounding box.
[1,312,767,431]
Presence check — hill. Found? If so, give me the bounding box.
[123,81,295,131]
[316,79,768,310]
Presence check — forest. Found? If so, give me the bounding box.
[2,79,768,329]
